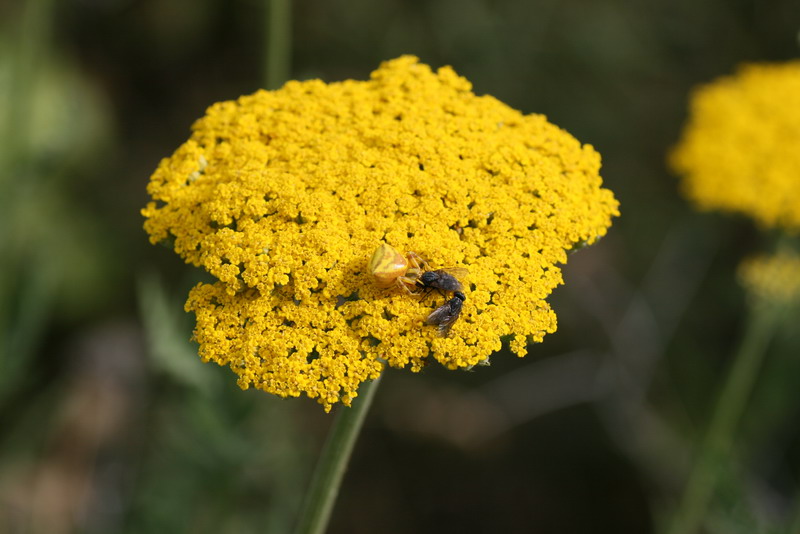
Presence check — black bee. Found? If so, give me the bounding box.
[415,268,467,296]
[425,291,466,337]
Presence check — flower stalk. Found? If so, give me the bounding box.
[665,301,782,534]
[265,0,291,90]
[292,375,382,534]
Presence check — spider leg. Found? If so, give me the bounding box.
[404,252,430,284]
[396,276,422,295]
[407,252,431,272]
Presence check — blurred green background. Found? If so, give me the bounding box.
[1,0,799,532]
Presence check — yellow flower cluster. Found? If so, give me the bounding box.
[142,56,619,411]
[739,250,800,304]
[671,61,800,232]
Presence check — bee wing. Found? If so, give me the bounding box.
[425,302,455,325]
[440,266,468,280]
[425,299,463,337]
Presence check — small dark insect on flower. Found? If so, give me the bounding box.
[416,268,467,296]
[426,291,466,337]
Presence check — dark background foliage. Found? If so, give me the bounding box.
[1,0,799,532]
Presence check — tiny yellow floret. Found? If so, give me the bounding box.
[671,61,800,232]
[142,56,619,411]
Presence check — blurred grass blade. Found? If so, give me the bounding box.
[137,272,214,392]
[0,261,57,400]
[1,0,55,171]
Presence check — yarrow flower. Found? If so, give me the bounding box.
[671,61,800,232]
[142,56,619,411]
[738,250,800,304]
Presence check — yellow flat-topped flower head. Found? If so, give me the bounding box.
[671,61,800,232]
[143,56,619,411]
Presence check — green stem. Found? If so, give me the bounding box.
[664,302,781,534]
[292,376,382,534]
[264,0,291,89]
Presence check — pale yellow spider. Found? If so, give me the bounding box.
[367,243,428,295]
